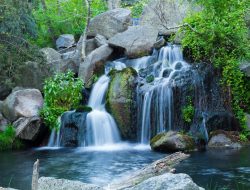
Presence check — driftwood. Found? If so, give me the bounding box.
[106,152,189,190]
[32,159,39,190]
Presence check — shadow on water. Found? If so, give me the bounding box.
[0,146,250,190]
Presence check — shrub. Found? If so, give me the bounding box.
[40,71,83,130]
[182,97,194,124]
[0,125,22,151]
[122,0,149,18]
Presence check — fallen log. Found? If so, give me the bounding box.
[106,152,189,190]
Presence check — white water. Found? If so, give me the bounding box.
[85,75,121,146]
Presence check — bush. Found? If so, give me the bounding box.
[182,97,194,124]
[122,0,149,18]
[0,125,22,151]
[33,0,108,47]
[180,0,250,135]
[40,71,83,130]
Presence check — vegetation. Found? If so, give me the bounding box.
[182,97,194,124]
[122,0,149,18]
[40,71,83,130]
[180,0,250,136]
[0,125,22,151]
[33,0,107,47]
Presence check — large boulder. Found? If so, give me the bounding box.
[108,25,158,58]
[140,0,194,35]
[150,131,195,152]
[208,131,242,149]
[126,173,204,190]
[239,61,250,77]
[106,68,138,140]
[56,34,75,50]
[2,89,43,122]
[87,8,132,39]
[0,85,11,100]
[13,116,44,142]
[38,177,103,190]
[78,45,113,87]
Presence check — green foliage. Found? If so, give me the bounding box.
[0,0,43,88]
[40,71,83,130]
[0,125,22,151]
[180,0,250,134]
[33,0,107,47]
[122,0,149,18]
[182,97,194,124]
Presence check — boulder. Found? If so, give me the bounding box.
[106,68,138,140]
[239,61,250,77]
[140,0,195,35]
[126,173,204,190]
[0,101,3,113]
[38,177,103,190]
[78,45,113,87]
[0,113,8,132]
[150,131,195,152]
[208,132,242,149]
[56,34,75,50]
[108,25,158,58]
[13,116,44,142]
[2,89,43,122]
[0,85,11,100]
[87,8,131,39]
[95,34,108,47]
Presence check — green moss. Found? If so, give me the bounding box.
[146,75,154,83]
[75,105,92,113]
[150,133,165,145]
[181,96,194,124]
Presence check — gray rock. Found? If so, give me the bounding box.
[108,0,121,10]
[150,131,195,152]
[95,34,108,47]
[38,177,103,190]
[87,8,131,39]
[125,173,204,190]
[0,113,8,132]
[208,133,242,149]
[78,45,113,87]
[0,101,3,113]
[239,61,250,77]
[86,39,98,55]
[108,25,158,58]
[247,114,250,131]
[41,48,61,66]
[2,89,43,122]
[56,34,75,50]
[141,0,195,35]
[0,85,11,101]
[154,37,166,50]
[13,116,43,141]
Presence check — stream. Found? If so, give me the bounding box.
[0,145,249,190]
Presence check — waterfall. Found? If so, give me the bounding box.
[85,75,121,146]
[138,44,189,144]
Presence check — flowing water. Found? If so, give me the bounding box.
[0,147,249,190]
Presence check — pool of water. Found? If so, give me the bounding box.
[0,144,249,190]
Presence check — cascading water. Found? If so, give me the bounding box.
[85,75,121,146]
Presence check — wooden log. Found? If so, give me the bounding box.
[106,152,189,190]
[32,159,39,190]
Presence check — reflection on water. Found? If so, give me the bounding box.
[0,146,249,190]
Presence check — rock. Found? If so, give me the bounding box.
[150,131,195,152]
[38,177,103,190]
[239,61,250,77]
[208,133,242,149]
[0,85,11,100]
[95,34,108,47]
[247,114,250,131]
[0,113,8,132]
[56,34,75,50]
[59,111,88,147]
[108,25,158,58]
[141,0,195,35]
[107,68,138,140]
[125,173,204,190]
[78,45,113,87]
[13,116,44,142]
[153,36,166,50]
[2,89,43,122]
[0,101,3,113]
[86,39,98,55]
[87,8,131,39]
[41,48,61,66]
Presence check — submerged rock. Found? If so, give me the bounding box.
[2,89,43,122]
[38,177,103,190]
[108,25,158,58]
[87,8,131,39]
[125,173,204,190]
[208,131,242,149]
[56,34,75,50]
[150,131,195,152]
[107,68,138,140]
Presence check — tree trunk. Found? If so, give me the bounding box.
[107,152,189,190]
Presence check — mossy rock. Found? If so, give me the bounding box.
[150,131,195,153]
[75,105,92,113]
[106,67,138,140]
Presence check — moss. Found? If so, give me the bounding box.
[75,105,92,113]
[146,75,154,83]
[150,133,166,146]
